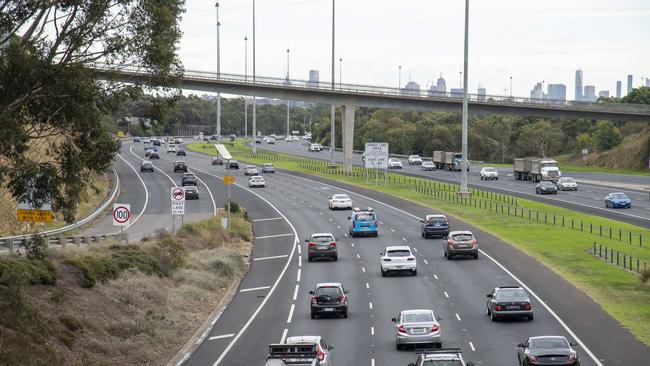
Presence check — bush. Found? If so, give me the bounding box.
[594,120,622,150]
[0,257,57,286]
[150,235,186,276]
[225,201,240,213]
[640,267,650,284]
[0,284,45,340]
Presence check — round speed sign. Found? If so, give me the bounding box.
[112,204,131,227]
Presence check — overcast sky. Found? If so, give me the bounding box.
[178,0,650,98]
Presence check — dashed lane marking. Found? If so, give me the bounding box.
[287,304,295,323]
[434,274,439,280]
[369,302,373,309]
[444,291,449,298]
[469,341,476,351]
[456,313,461,321]
[281,329,288,343]
[297,269,301,282]
[293,285,299,301]
[240,286,271,293]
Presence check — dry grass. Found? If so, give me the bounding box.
[587,127,650,170]
[0,213,252,366]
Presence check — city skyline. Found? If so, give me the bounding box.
[178,1,649,99]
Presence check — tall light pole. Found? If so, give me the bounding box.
[509,76,513,97]
[244,35,248,138]
[252,0,257,153]
[215,2,222,139]
[398,65,402,89]
[286,48,290,138]
[459,0,470,196]
[339,56,343,89]
[329,0,336,164]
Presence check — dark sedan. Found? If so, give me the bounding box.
[181,173,197,186]
[228,160,240,169]
[517,336,580,366]
[184,187,199,200]
[536,181,558,194]
[420,214,449,238]
[176,148,186,156]
[140,161,154,172]
[486,286,533,321]
[173,161,188,173]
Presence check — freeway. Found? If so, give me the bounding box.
[252,139,650,229]
[82,140,650,365]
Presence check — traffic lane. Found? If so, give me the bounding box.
[271,172,596,366]
[259,142,650,228]
[272,170,650,365]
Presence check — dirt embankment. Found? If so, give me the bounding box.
[0,212,252,366]
[569,127,650,170]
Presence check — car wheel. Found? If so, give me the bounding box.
[396,343,403,351]
[496,177,498,180]
[308,256,313,262]
[446,253,452,260]
[473,253,479,260]
[443,250,447,258]
[381,268,387,277]
[333,255,338,261]
[311,312,316,319]
[490,311,497,322]
[435,342,442,349]
[412,269,417,276]
[342,310,348,318]
[487,307,491,316]
[527,314,534,321]
[421,232,425,238]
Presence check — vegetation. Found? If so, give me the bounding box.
[188,140,650,345]
[0,212,251,365]
[0,1,185,222]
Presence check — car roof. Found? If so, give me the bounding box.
[141,161,152,164]
[529,335,567,341]
[386,245,411,251]
[174,161,185,164]
[311,232,334,237]
[315,282,342,288]
[609,192,625,195]
[285,336,321,344]
[482,166,496,169]
[264,163,273,165]
[401,309,433,315]
[449,230,473,235]
[425,214,446,219]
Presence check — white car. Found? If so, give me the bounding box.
[557,177,578,191]
[143,138,151,144]
[267,137,276,144]
[421,161,435,171]
[380,246,416,276]
[174,138,183,144]
[303,134,312,140]
[249,175,266,188]
[408,155,423,165]
[166,144,177,153]
[309,143,323,152]
[480,167,499,180]
[328,194,352,210]
[388,158,403,169]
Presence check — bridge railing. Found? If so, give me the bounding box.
[89,63,650,115]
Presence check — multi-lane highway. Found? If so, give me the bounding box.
[253,139,650,229]
[85,140,650,365]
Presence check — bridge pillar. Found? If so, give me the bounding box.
[342,104,356,173]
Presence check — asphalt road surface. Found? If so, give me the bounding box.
[82,141,650,365]
[253,140,650,229]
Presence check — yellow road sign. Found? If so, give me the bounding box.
[223,175,235,185]
[17,209,54,222]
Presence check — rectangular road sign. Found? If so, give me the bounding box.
[17,209,54,222]
[364,142,389,169]
[171,187,185,215]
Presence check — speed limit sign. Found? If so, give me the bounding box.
[112,203,131,227]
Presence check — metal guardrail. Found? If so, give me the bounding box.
[0,233,128,254]
[89,63,650,115]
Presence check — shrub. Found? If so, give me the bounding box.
[0,284,45,340]
[0,257,57,286]
[150,235,186,276]
[225,200,240,213]
[640,266,650,284]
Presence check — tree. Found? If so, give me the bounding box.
[0,1,185,222]
[594,120,622,150]
[575,133,593,152]
[621,87,650,105]
[516,120,565,157]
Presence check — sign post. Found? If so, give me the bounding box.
[364,142,389,185]
[112,204,131,244]
[171,187,185,235]
[215,144,234,233]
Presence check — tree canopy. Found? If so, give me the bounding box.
[0,1,184,221]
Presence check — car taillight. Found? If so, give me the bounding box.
[447,240,454,246]
[397,325,407,334]
[338,295,346,302]
[317,347,325,361]
[430,324,439,333]
[352,221,356,228]
[524,304,532,310]
[311,296,317,304]
[471,239,477,247]
[407,257,415,261]
[495,305,504,311]
[568,353,576,361]
[528,355,538,362]
[308,242,316,247]
[329,242,336,247]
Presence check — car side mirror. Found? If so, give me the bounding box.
[419,219,425,223]
[347,216,351,220]
[344,289,349,294]
[486,294,492,298]
[327,345,334,351]
[391,317,397,323]
[304,239,309,242]
[436,316,441,321]
[380,252,383,256]
[517,343,525,347]
[569,341,577,346]
[466,362,475,366]
[308,290,314,295]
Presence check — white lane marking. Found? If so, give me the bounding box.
[444,291,449,298]
[366,283,370,289]
[281,328,288,343]
[424,259,428,264]
[413,247,418,252]
[469,341,476,351]
[293,285,299,301]
[456,313,461,321]
[369,302,373,309]
[253,217,284,222]
[379,221,384,225]
[370,326,375,335]
[298,255,302,267]
[371,359,375,366]
[328,217,333,222]
[255,233,295,240]
[356,253,361,259]
[434,274,438,280]
[287,304,295,323]
[209,334,235,340]
[239,286,271,293]
[402,237,407,242]
[337,225,341,229]
[361,266,366,272]
[129,145,177,187]
[319,211,324,215]
[297,268,301,281]
[351,242,355,247]
[278,172,604,366]
[344,233,348,238]
[253,254,289,261]
[114,152,149,230]
[298,245,302,254]
[390,228,396,232]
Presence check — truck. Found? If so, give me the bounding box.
[433,151,469,171]
[514,157,561,182]
[265,336,333,366]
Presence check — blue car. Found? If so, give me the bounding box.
[605,192,631,208]
[348,207,378,237]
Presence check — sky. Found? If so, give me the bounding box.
[178,0,650,99]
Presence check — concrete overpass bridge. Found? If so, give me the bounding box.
[95,64,650,172]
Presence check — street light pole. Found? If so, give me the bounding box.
[510,76,513,97]
[329,0,336,164]
[459,0,470,196]
[252,0,257,153]
[339,56,342,89]
[215,2,222,139]
[398,65,402,89]
[287,48,290,139]
[244,36,248,138]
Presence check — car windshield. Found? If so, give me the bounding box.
[427,216,446,224]
[403,312,433,323]
[356,213,375,221]
[541,182,555,187]
[611,193,627,199]
[264,164,273,167]
[410,155,420,159]
[451,233,473,241]
[484,168,496,172]
[332,195,349,200]
[423,162,433,165]
[495,289,528,301]
[562,178,575,183]
[251,177,263,181]
[422,361,462,366]
[316,287,341,297]
[389,159,399,162]
[530,338,569,349]
[312,235,334,242]
[387,250,411,257]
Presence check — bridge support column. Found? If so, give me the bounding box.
[342,104,356,173]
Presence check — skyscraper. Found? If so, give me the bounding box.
[308,70,319,87]
[547,84,566,102]
[598,90,610,98]
[530,83,544,100]
[575,69,583,101]
[627,74,633,95]
[584,85,596,102]
[477,87,486,102]
[616,81,622,98]
[645,78,650,87]
[429,75,447,96]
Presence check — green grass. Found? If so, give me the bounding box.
[190,140,650,346]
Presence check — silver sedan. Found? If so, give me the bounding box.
[392,309,441,350]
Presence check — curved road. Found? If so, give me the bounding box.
[84,141,650,365]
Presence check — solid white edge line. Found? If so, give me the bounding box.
[253,254,289,261]
[255,233,295,240]
[239,286,271,293]
[276,171,604,366]
[209,334,235,340]
[192,172,218,216]
[114,152,149,231]
[253,217,284,222]
[286,304,295,324]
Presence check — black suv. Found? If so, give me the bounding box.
[181,173,197,186]
[309,283,348,319]
[420,214,449,238]
[184,186,199,200]
[176,148,186,156]
[173,161,188,173]
[486,286,533,321]
[228,160,240,169]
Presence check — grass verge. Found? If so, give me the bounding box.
[190,140,650,346]
[0,210,252,365]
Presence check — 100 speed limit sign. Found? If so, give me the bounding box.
[112,203,131,227]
